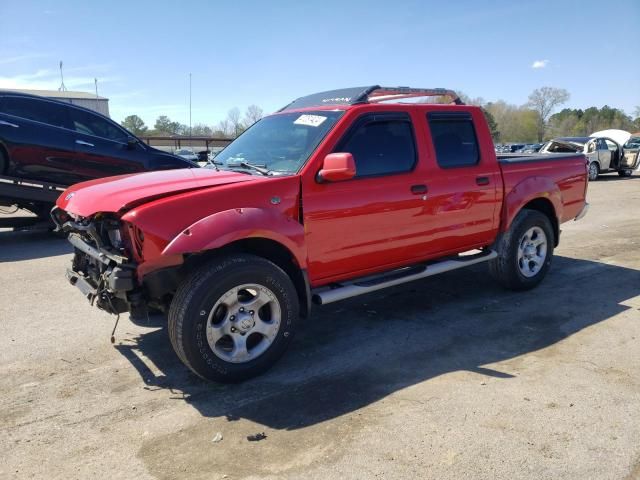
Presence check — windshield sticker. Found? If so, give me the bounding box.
[294,114,327,127]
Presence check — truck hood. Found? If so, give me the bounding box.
[57,168,261,217]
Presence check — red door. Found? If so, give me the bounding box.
[410,109,500,255]
[303,112,429,284]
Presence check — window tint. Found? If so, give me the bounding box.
[69,108,127,142]
[336,115,416,177]
[2,96,69,129]
[428,113,479,168]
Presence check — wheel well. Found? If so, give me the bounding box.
[522,198,559,246]
[0,143,8,174]
[186,238,311,318]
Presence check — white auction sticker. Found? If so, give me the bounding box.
[294,114,327,127]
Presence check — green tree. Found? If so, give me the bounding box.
[191,123,213,136]
[154,115,182,135]
[481,107,500,142]
[121,115,148,136]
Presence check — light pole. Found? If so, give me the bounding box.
[189,73,192,144]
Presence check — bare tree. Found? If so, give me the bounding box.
[527,87,570,141]
[213,119,232,137]
[227,107,243,137]
[243,104,264,128]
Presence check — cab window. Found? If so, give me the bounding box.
[428,112,480,168]
[334,113,416,177]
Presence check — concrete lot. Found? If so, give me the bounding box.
[1,174,639,480]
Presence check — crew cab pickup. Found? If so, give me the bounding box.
[53,86,589,383]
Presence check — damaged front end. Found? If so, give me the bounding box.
[51,207,146,319]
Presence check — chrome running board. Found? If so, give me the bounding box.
[311,250,497,305]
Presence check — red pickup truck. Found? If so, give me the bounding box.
[53,86,589,383]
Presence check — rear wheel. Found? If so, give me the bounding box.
[618,169,633,177]
[588,162,599,181]
[489,209,554,291]
[168,254,299,383]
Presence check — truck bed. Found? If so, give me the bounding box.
[497,153,582,163]
[498,153,588,225]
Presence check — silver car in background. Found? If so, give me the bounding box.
[540,136,638,180]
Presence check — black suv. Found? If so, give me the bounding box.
[0,91,197,186]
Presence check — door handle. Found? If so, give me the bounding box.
[0,120,19,128]
[411,184,428,194]
[476,176,490,186]
[75,140,95,147]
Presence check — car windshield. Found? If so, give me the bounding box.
[211,110,344,175]
[624,137,640,149]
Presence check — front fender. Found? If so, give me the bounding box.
[502,176,562,232]
[162,207,307,268]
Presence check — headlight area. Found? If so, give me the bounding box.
[57,210,147,320]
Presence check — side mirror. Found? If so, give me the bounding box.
[126,137,138,150]
[317,153,356,182]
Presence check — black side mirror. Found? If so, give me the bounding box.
[126,137,138,150]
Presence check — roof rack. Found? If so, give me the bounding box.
[279,85,463,112]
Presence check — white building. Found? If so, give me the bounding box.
[5,89,110,117]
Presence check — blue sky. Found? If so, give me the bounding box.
[1,0,638,126]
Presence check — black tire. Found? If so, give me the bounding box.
[489,209,554,291]
[618,169,633,177]
[168,254,299,383]
[588,162,599,181]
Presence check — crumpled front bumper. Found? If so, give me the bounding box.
[65,232,137,315]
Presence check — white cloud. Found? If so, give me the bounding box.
[0,54,48,66]
[531,59,549,69]
[0,68,119,91]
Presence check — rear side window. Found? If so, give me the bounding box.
[428,112,480,168]
[2,96,69,129]
[69,108,128,142]
[335,113,416,177]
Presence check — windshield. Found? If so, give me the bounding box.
[624,137,640,149]
[211,110,344,175]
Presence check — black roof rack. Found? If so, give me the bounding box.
[279,85,463,112]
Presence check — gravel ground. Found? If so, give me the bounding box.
[1,173,639,480]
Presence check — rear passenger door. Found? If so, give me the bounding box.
[69,108,147,182]
[417,111,500,254]
[0,95,76,184]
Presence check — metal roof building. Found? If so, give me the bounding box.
[4,89,110,117]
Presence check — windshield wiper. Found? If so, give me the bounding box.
[236,162,271,176]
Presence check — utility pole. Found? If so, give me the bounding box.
[94,78,99,111]
[189,73,192,143]
[58,61,67,91]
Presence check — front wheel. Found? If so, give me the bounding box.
[168,254,299,383]
[618,169,633,177]
[489,209,554,291]
[588,162,599,181]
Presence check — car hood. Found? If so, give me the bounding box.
[57,168,261,217]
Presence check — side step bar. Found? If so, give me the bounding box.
[312,250,497,305]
